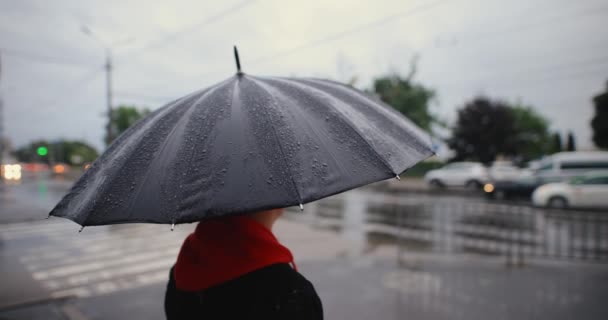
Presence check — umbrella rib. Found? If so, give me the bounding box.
[306,78,433,151]
[59,90,209,226]
[246,77,303,206]
[125,80,230,224]
[273,77,397,176]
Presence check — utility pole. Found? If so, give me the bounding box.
[0,51,4,168]
[104,48,114,145]
[82,26,131,147]
[0,51,4,186]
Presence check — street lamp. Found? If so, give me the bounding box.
[81,26,133,147]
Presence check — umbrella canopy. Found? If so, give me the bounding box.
[50,48,434,227]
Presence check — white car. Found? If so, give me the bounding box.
[488,163,523,182]
[532,171,608,209]
[424,162,488,189]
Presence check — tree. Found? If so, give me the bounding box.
[106,105,150,146]
[566,131,576,151]
[551,132,563,154]
[448,97,517,164]
[591,81,608,149]
[14,140,49,163]
[510,105,552,159]
[14,140,98,165]
[371,74,436,132]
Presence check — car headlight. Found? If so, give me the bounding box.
[483,183,494,193]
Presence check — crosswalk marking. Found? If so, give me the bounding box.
[19,228,185,264]
[25,240,180,271]
[33,247,178,280]
[1,219,195,298]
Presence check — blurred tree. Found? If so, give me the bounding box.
[591,81,608,149]
[566,131,576,151]
[550,132,563,154]
[14,140,50,163]
[448,97,517,164]
[14,140,98,165]
[371,63,437,132]
[106,105,150,146]
[510,105,552,160]
[52,141,99,165]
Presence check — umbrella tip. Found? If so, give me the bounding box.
[299,203,304,211]
[171,223,175,231]
[78,226,85,233]
[233,45,243,75]
[395,174,401,180]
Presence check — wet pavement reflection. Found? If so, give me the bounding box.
[283,188,608,319]
[286,189,608,264]
[1,176,608,319]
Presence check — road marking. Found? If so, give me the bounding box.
[62,258,174,288]
[0,220,194,299]
[25,239,180,271]
[33,247,178,280]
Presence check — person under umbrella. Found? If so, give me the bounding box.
[49,48,433,319]
[165,208,323,319]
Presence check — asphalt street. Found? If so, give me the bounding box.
[1,175,607,320]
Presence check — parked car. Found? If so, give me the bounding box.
[424,162,488,189]
[534,151,608,181]
[532,171,608,209]
[484,175,560,200]
[488,162,523,182]
[485,176,534,200]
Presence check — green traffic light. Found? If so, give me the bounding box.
[37,146,48,156]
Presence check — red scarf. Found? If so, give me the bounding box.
[174,215,296,291]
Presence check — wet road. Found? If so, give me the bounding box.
[1,175,608,319]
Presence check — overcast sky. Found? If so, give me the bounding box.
[1,0,607,153]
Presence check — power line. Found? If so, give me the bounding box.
[20,67,103,112]
[0,47,96,68]
[430,61,608,91]
[423,54,608,84]
[117,0,256,61]
[247,0,451,67]
[114,91,174,102]
[429,3,608,50]
[144,0,452,86]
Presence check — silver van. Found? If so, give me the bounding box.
[535,151,608,181]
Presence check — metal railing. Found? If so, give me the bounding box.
[290,190,608,265]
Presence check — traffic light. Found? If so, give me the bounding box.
[37,146,48,156]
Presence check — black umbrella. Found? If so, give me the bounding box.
[50,47,433,228]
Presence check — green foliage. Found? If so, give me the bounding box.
[448,97,553,163]
[550,132,563,154]
[14,140,50,163]
[591,82,608,149]
[372,74,436,131]
[510,105,552,158]
[14,140,98,165]
[106,105,150,146]
[566,131,576,151]
[448,97,517,164]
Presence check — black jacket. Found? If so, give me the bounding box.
[165,263,323,320]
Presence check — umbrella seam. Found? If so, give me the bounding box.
[268,77,397,176]
[69,90,207,226]
[246,77,304,206]
[301,78,435,172]
[125,79,231,225]
[261,78,352,185]
[304,77,433,153]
